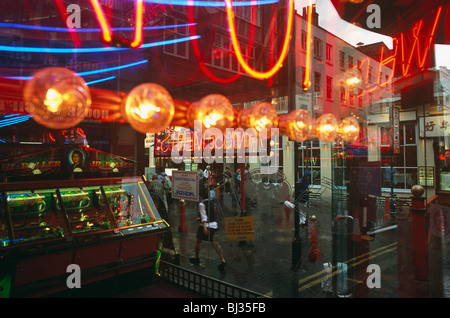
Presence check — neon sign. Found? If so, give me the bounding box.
[355,5,442,98]
[225,0,294,80]
[155,127,271,157]
[88,0,174,48]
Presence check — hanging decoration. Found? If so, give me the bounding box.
[17,66,359,144]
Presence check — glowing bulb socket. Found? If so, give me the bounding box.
[23,67,91,129]
[278,109,311,142]
[339,116,360,143]
[314,113,338,142]
[238,102,278,138]
[186,94,234,132]
[123,83,175,134]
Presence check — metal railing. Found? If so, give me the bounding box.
[159,261,269,298]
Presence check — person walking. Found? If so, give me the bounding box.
[189,188,225,271]
[295,170,311,227]
[233,168,241,193]
[223,167,232,194]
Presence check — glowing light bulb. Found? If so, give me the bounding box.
[123,83,175,134]
[238,102,278,139]
[23,67,91,129]
[278,109,311,142]
[315,113,338,142]
[339,116,360,143]
[187,94,234,132]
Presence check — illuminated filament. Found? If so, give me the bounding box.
[204,113,222,128]
[320,124,335,133]
[44,89,63,113]
[254,116,269,131]
[133,103,161,119]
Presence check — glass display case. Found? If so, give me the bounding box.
[1,190,67,249]
[0,177,169,252]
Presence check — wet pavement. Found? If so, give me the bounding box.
[160,189,450,298]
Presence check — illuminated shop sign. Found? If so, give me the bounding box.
[155,127,270,157]
[0,146,134,177]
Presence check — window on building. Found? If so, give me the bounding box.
[339,50,345,69]
[348,56,354,69]
[314,72,321,93]
[314,37,322,59]
[297,139,321,186]
[163,16,189,59]
[381,122,418,189]
[326,43,332,62]
[326,76,332,100]
[339,82,346,104]
[302,31,307,49]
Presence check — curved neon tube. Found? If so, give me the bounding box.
[187,1,242,84]
[225,0,293,79]
[89,0,113,43]
[130,0,145,48]
[302,5,312,89]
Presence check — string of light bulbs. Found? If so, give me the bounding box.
[20,66,360,144]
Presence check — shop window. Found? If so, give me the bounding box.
[381,122,417,189]
[298,140,321,185]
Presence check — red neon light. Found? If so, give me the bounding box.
[302,5,313,90]
[88,0,145,48]
[400,6,441,76]
[377,38,398,88]
[186,0,257,84]
[225,0,294,80]
[356,6,442,99]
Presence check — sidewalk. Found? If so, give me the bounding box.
[165,192,333,298]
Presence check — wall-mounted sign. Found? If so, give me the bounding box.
[418,166,434,187]
[171,170,199,202]
[419,115,450,137]
[225,216,255,241]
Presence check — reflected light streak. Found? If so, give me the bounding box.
[0,35,199,53]
[0,115,33,127]
[145,0,278,5]
[85,76,116,85]
[3,60,148,80]
[0,22,196,33]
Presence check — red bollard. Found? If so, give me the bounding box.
[308,215,321,262]
[384,196,390,224]
[178,199,187,232]
[410,185,427,281]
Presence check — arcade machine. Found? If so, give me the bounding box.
[0,128,170,297]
